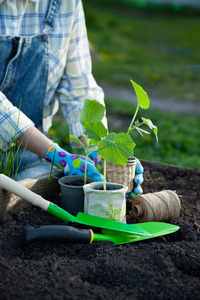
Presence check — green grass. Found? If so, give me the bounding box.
[105,99,200,169]
[83,0,200,102]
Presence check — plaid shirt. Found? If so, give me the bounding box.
[0,0,105,150]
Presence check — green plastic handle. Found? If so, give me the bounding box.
[47,202,80,224]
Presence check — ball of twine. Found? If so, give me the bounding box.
[132,190,181,222]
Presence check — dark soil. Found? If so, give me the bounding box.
[64,179,86,186]
[0,160,200,300]
[62,179,95,186]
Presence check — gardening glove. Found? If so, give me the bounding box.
[134,157,144,184]
[88,151,103,172]
[45,143,104,181]
[126,157,144,199]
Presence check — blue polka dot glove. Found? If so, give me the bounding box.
[126,157,144,199]
[88,151,103,172]
[45,143,104,181]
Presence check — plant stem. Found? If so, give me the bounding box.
[46,149,56,199]
[128,121,145,134]
[84,155,88,185]
[14,130,32,180]
[103,159,107,190]
[135,121,144,127]
[127,104,139,134]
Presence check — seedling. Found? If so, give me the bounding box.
[0,104,30,180]
[71,80,158,190]
[69,135,91,185]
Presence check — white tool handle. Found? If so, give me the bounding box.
[0,174,50,211]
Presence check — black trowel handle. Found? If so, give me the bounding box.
[22,225,94,246]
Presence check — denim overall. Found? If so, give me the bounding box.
[0,0,62,180]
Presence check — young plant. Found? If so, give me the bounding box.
[127,80,158,141]
[69,134,91,185]
[0,105,30,181]
[70,100,106,185]
[71,80,158,190]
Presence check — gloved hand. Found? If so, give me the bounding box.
[45,143,104,181]
[134,157,144,193]
[126,157,144,199]
[88,151,103,172]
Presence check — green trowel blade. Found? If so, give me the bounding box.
[133,222,180,236]
[102,222,180,245]
[47,203,152,237]
[76,211,152,237]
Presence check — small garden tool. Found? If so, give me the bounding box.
[22,221,179,246]
[0,174,179,241]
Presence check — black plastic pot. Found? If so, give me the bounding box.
[58,175,95,215]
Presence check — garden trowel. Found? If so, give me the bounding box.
[22,221,179,246]
[0,174,179,240]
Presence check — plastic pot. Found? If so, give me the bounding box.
[58,175,95,216]
[83,182,128,223]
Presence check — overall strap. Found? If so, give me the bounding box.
[42,0,62,41]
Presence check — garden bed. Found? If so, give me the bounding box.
[0,160,199,300]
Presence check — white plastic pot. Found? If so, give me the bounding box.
[83,182,128,223]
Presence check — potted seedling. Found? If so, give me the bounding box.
[58,136,98,215]
[58,99,107,215]
[58,174,95,216]
[58,101,107,215]
[56,143,97,215]
[71,80,158,222]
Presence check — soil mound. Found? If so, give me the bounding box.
[0,161,199,300]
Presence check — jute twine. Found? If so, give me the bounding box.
[132,190,181,222]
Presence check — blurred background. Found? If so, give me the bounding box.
[50,0,200,169]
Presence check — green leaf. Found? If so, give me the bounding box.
[69,135,85,148]
[86,145,99,153]
[80,99,105,125]
[142,117,158,142]
[90,139,100,146]
[135,127,151,136]
[84,121,107,141]
[130,80,150,109]
[98,132,135,166]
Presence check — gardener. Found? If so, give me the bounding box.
[0,0,143,194]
